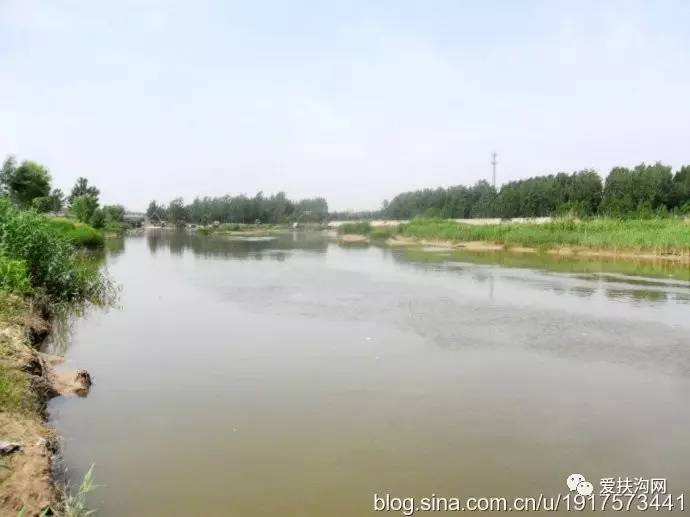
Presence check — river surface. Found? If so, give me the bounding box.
[47,231,690,516]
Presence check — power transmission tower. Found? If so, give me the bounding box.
[491,152,498,188]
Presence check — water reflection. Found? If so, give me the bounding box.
[49,230,690,517]
[144,228,328,258]
[387,246,690,305]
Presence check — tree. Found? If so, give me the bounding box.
[1,158,52,208]
[90,208,106,229]
[600,163,673,216]
[103,204,125,223]
[0,156,17,196]
[146,200,164,221]
[71,195,99,223]
[672,165,690,209]
[167,197,188,226]
[49,189,65,212]
[32,196,54,213]
[69,177,100,205]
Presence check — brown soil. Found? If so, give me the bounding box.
[0,302,92,515]
[0,415,58,516]
[337,234,370,244]
[459,241,505,251]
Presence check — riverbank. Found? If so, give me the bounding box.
[0,295,93,515]
[373,218,689,261]
[399,218,690,260]
[0,200,111,515]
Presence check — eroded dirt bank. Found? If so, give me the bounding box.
[0,299,90,516]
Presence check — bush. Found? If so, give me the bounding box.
[31,196,53,213]
[369,226,401,240]
[71,194,98,223]
[0,199,111,303]
[45,217,104,248]
[337,222,372,235]
[90,208,106,229]
[0,257,32,295]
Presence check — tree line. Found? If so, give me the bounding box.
[0,155,126,228]
[380,162,690,220]
[147,192,329,225]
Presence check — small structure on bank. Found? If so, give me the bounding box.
[123,212,146,227]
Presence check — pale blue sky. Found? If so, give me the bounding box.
[1,1,689,211]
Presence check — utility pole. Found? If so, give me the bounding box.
[491,152,498,188]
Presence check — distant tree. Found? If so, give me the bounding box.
[565,169,603,216]
[69,177,100,205]
[31,196,54,213]
[49,188,65,212]
[167,197,188,226]
[600,163,673,216]
[600,167,636,216]
[468,181,497,218]
[0,156,17,196]
[672,165,690,209]
[71,195,99,223]
[103,204,125,223]
[1,158,52,208]
[90,207,106,229]
[146,200,165,220]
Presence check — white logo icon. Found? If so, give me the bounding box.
[567,473,594,496]
[576,481,594,496]
[566,473,586,491]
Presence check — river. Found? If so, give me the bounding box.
[46,230,690,516]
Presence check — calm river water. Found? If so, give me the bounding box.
[47,230,690,516]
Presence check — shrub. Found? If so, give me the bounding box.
[0,199,111,303]
[369,226,401,240]
[70,194,98,223]
[337,222,372,235]
[0,257,32,295]
[45,217,104,248]
[31,196,54,213]
[90,208,106,229]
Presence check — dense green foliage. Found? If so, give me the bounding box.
[0,199,109,302]
[68,177,100,205]
[336,221,400,239]
[494,170,603,217]
[402,218,690,253]
[45,217,105,248]
[150,192,329,225]
[337,222,372,235]
[381,163,690,220]
[0,257,32,295]
[0,157,51,208]
[71,194,99,224]
[103,204,125,223]
[384,180,497,219]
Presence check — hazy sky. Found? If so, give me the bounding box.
[1,1,689,211]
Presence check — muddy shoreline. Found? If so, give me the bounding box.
[0,302,90,516]
[385,236,690,262]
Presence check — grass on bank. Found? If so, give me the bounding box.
[0,294,40,416]
[45,217,104,248]
[401,218,690,254]
[336,222,401,240]
[0,199,113,304]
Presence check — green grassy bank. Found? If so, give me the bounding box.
[399,218,690,255]
[0,199,111,514]
[45,217,105,248]
[336,221,401,240]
